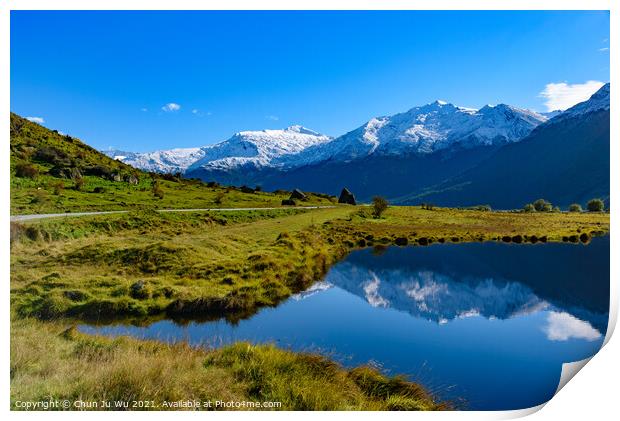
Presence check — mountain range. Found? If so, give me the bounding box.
[104,83,610,207]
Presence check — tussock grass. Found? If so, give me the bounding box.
[11,206,609,322]
[11,318,444,410]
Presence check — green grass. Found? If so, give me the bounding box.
[11,318,445,411]
[11,206,609,323]
[10,112,336,214]
[11,173,336,214]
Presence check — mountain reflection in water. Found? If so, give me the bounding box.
[81,237,609,410]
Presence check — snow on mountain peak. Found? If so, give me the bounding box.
[187,126,332,171]
[103,147,205,174]
[552,82,610,122]
[286,125,322,135]
[296,99,548,162]
[106,95,556,175]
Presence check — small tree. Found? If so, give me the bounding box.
[372,196,389,218]
[533,198,552,212]
[569,203,582,212]
[523,203,535,212]
[587,198,604,212]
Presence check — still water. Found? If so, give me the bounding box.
[81,237,609,410]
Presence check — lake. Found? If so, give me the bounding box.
[80,237,609,410]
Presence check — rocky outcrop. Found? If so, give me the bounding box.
[338,188,356,205]
[290,189,307,201]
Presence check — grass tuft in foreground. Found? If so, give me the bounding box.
[11,318,446,411]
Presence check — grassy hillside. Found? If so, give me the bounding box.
[10,112,336,214]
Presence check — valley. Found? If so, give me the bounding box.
[104,84,610,207]
[9,85,611,411]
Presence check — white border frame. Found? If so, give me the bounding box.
[1,2,616,420]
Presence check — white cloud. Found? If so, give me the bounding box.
[26,116,44,124]
[191,109,212,117]
[539,80,605,111]
[266,115,279,121]
[161,103,181,112]
[141,108,148,112]
[599,47,609,52]
[543,311,601,342]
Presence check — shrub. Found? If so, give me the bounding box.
[372,196,389,218]
[552,206,561,212]
[523,203,535,212]
[83,165,113,179]
[569,203,582,212]
[34,146,68,165]
[214,192,225,205]
[30,190,49,205]
[14,163,39,178]
[533,198,552,212]
[52,181,64,195]
[74,177,85,191]
[152,180,164,199]
[587,198,604,212]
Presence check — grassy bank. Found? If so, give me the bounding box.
[11,318,444,411]
[11,206,609,323]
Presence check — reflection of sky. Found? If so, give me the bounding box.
[80,240,608,410]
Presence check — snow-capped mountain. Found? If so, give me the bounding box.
[104,125,332,174]
[187,125,332,172]
[551,82,609,123]
[409,82,611,208]
[288,100,547,164]
[107,98,548,176]
[104,147,205,174]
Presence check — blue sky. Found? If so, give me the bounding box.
[11,10,609,152]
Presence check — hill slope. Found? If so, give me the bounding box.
[9,113,335,214]
[404,84,610,208]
